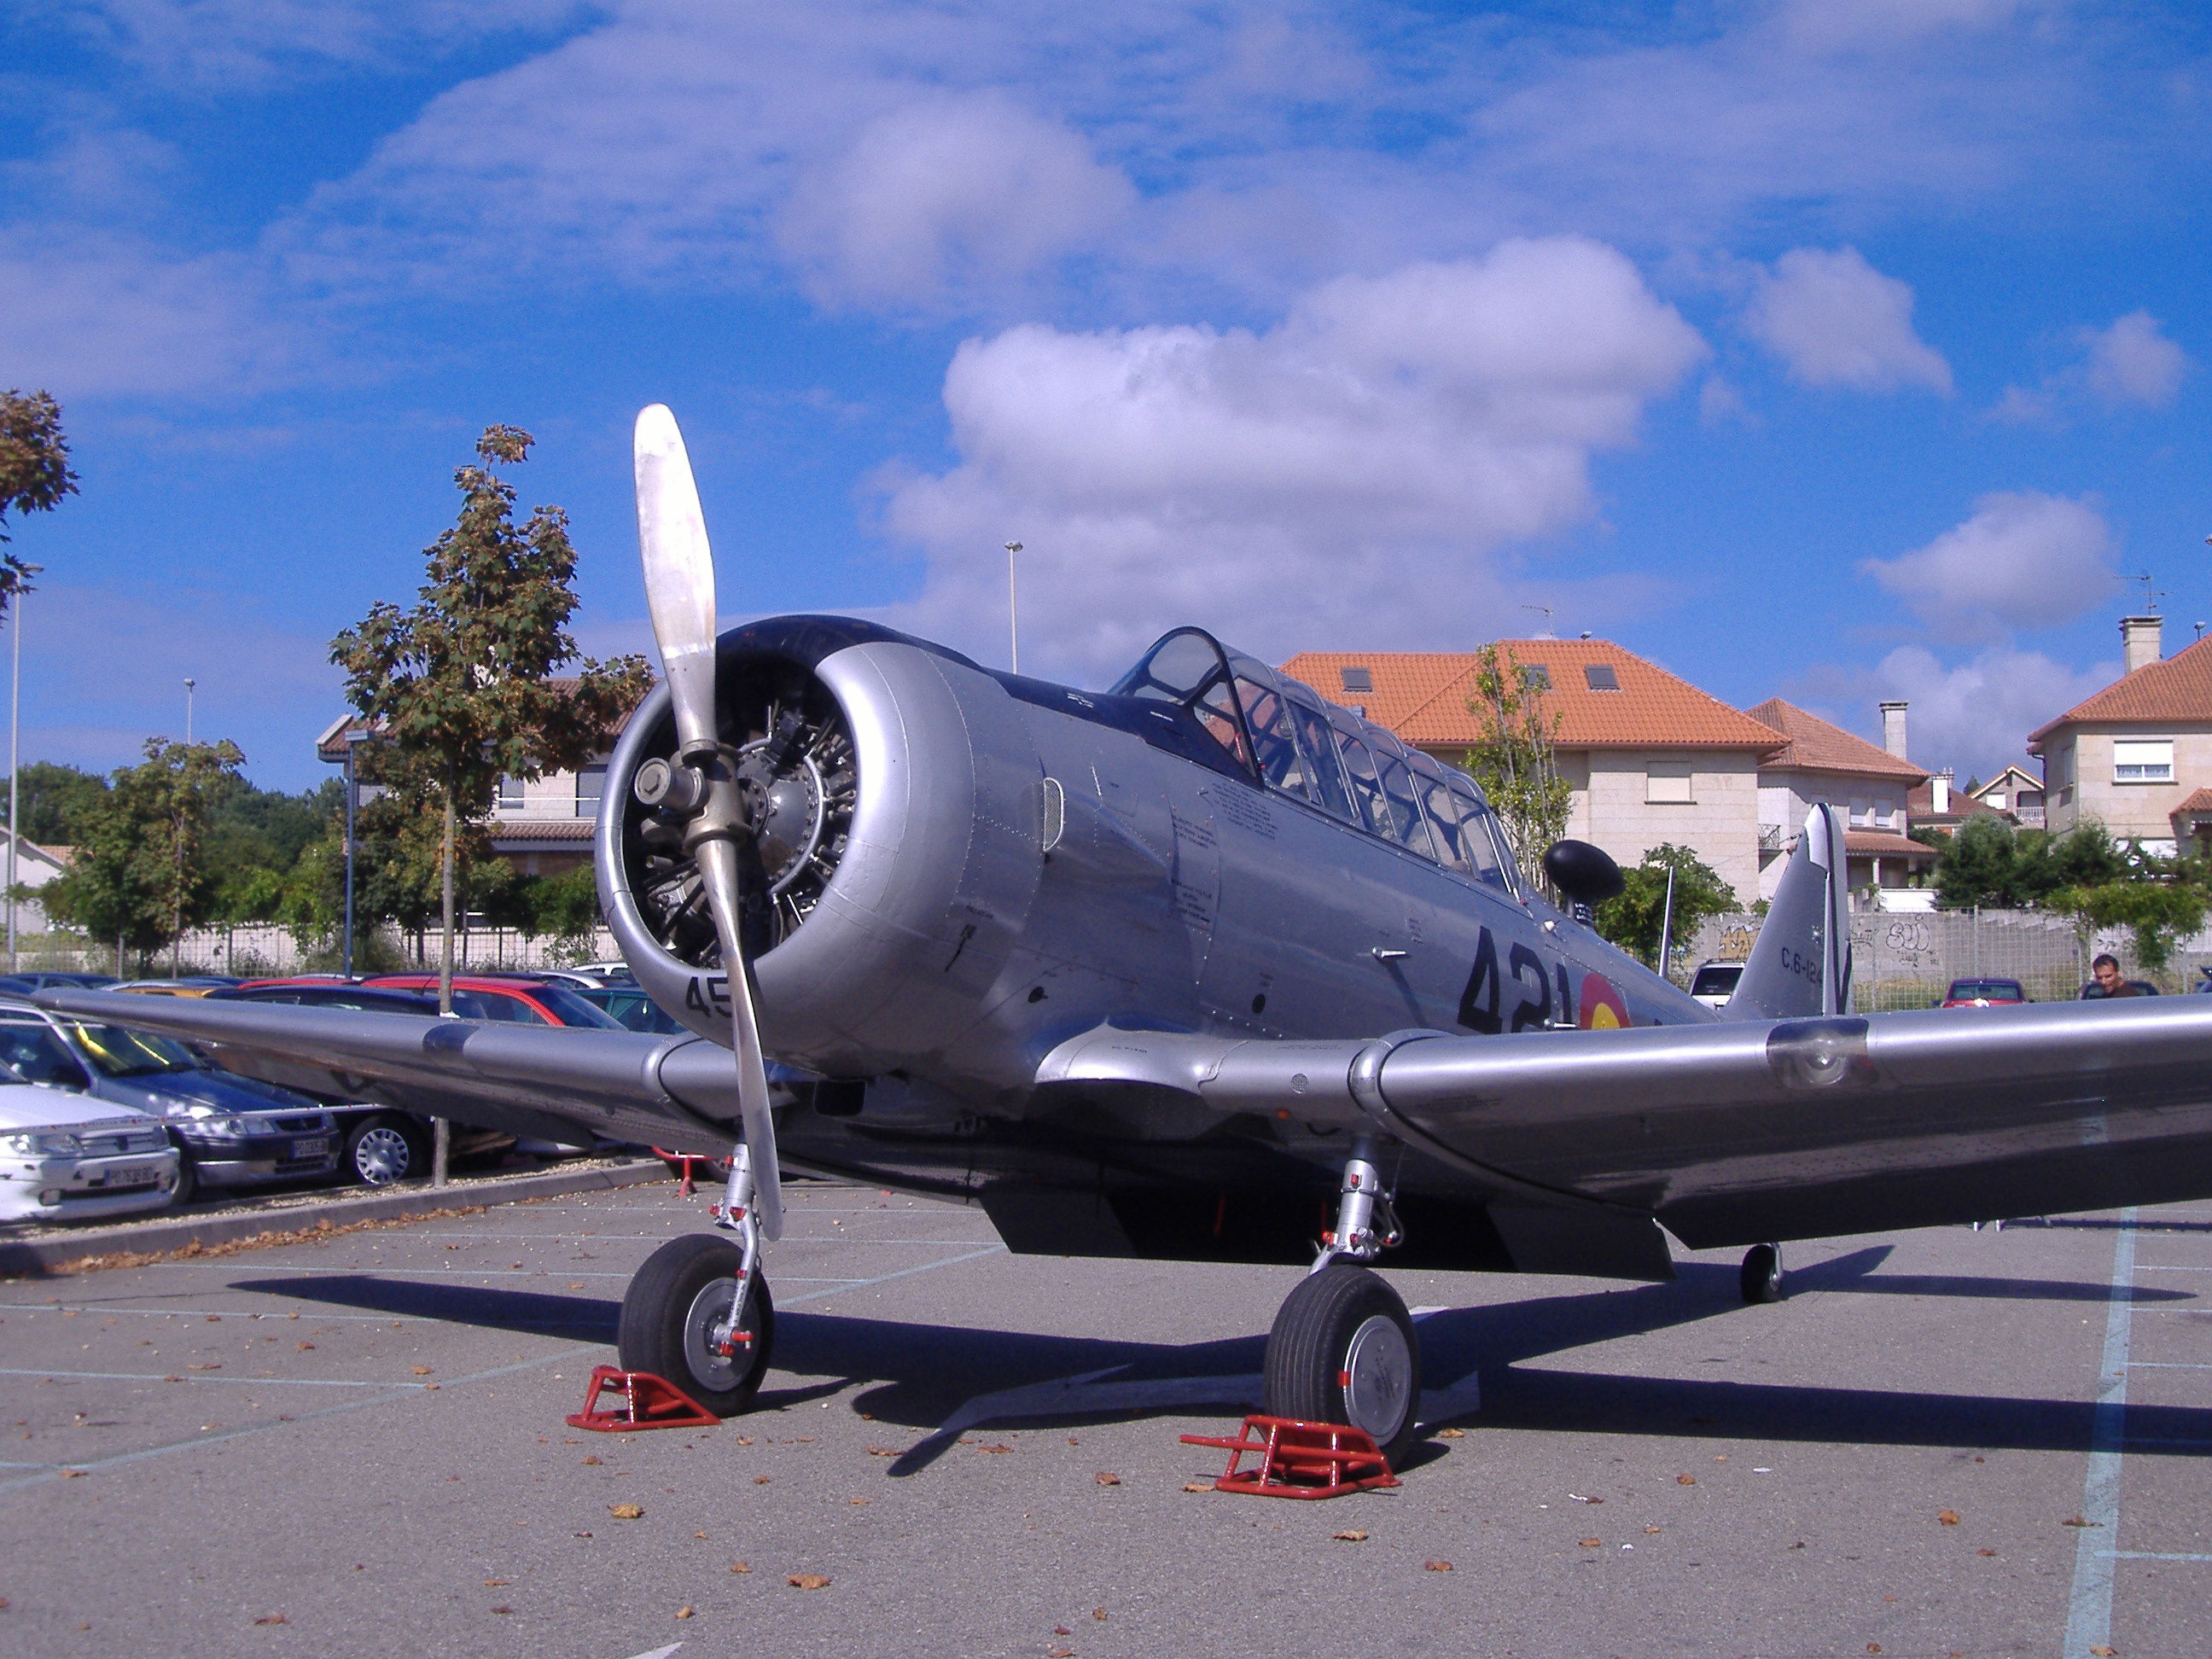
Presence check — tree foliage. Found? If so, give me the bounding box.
[0,388,75,613]
[1593,843,1740,969]
[2,760,111,845]
[1459,645,1572,872]
[330,427,649,998]
[1935,818,2133,909]
[43,740,244,961]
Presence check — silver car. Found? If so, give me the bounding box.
[0,1006,337,1204]
[0,1084,178,1225]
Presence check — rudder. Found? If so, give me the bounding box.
[1723,802,1850,1020]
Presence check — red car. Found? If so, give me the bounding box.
[357,974,630,1030]
[1939,978,2028,1008]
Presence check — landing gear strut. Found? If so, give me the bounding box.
[1260,1138,1422,1462]
[617,1143,776,1415]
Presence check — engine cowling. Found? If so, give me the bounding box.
[597,616,1046,1085]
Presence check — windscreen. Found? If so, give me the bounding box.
[66,1022,201,1077]
[1689,965,1743,998]
[0,1021,83,1087]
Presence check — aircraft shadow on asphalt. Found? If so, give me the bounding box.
[235,1248,2209,1467]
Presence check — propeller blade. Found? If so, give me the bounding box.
[632,404,783,1240]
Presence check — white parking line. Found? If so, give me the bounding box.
[2103,1551,2212,1562]
[2063,1208,2138,1659]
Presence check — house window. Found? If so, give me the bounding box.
[1848,799,1871,827]
[1873,799,1895,827]
[2114,739,2174,783]
[1583,664,1620,690]
[1339,666,1373,693]
[575,764,607,818]
[1522,664,1552,689]
[497,775,525,812]
[1645,761,1693,804]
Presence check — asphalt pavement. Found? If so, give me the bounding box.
[2,1181,2207,1658]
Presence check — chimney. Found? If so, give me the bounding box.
[1879,700,1909,760]
[1932,769,1952,815]
[2121,614,2163,675]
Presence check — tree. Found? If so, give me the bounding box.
[43,739,244,971]
[1459,644,1572,872]
[330,425,649,1014]
[1593,844,1739,970]
[0,388,74,614]
[0,760,111,844]
[2052,876,2209,975]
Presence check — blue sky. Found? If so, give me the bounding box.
[3,0,2208,791]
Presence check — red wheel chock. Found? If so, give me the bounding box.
[566,1365,719,1432]
[1179,1414,1400,1499]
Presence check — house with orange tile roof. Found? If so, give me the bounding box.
[1278,639,1785,899]
[1741,698,1931,905]
[314,678,649,877]
[1967,764,2046,828]
[2028,615,2212,854]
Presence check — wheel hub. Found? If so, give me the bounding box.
[353,1126,411,1185]
[1342,1313,1413,1442]
[681,1277,748,1392]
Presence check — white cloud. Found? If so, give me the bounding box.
[776,94,1135,309]
[1778,0,2025,52]
[880,238,1704,676]
[1860,492,2117,635]
[2081,311,2189,409]
[1796,643,2115,785]
[1743,247,1953,393]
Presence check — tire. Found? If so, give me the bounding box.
[346,1115,426,1187]
[1740,1243,1784,1304]
[170,1154,198,1208]
[1262,1262,1422,1464]
[616,1233,774,1417]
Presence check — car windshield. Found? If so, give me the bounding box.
[64,1022,202,1077]
[1948,981,2023,999]
[1689,965,1743,998]
[0,1022,88,1088]
[517,983,626,1029]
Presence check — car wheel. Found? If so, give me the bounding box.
[171,1155,198,1207]
[346,1115,426,1186]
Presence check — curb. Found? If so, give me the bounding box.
[0,1158,676,1279]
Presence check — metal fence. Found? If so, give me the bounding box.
[8,922,620,981]
[1690,909,2212,1008]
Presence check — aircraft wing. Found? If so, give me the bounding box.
[32,989,749,1156]
[1035,995,2212,1249]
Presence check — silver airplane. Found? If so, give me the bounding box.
[44,405,2212,1463]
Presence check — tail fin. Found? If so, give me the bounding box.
[1723,803,1851,1020]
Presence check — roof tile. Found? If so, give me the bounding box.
[2029,634,2212,744]
[1741,698,1926,783]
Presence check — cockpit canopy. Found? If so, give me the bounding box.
[1110,628,1523,895]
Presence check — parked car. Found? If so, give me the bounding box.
[571,981,686,1034]
[358,974,631,1030]
[553,961,637,988]
[1939,978,2029,1007]
[112,976,242,997]
[207,980,513,1183]
[0,1002,338,1204]
[0,1071,178,1225]
[1687,960,1744,1010]
[1,972,120,991]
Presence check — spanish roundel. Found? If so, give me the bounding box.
[1579,973,1631,1030]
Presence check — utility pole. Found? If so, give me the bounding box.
[183,678,195,744]
[8,567,43,975]
[342,731,361,978]
[1004,542,1023,672]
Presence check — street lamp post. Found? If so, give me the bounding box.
[7,567,44,975]
[184,678,195,745]
[1004,541,1023,673]
[342,730,365,978]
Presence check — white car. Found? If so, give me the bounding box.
[0,1086,179,1225]
[1687,960,1745,1011]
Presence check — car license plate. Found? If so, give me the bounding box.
[96,1163,159,1188]
[292,1137,329,1158]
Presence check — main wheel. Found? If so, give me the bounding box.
[1262,1262,1422,1464]
[617,1233,775,1417]
[346,1115,427,1186]
[1740,1243,1784,1304]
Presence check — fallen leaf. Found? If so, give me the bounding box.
[788,1573,831,1590]
[483,1580,509,1588]
[868,1447,899,1457]
[1094,1472,1121,1486]
[2062,1516,2098,1528]
[582,1455,602,1465]
[754,1476,770,1485]
[731,1563,751,1574]
[736,1435,754,1446]
[573,1532,591,1539]
[2089,1647,2116,1656]
[410,1366,433,1376]
[1333,1529,1369,1542]
[849,1497,870,1505]
[296,1342,314,1351]
[59,1469,84,1479]
[568,1283,585,1290]
[1677,1475,1697,1486]
[1789,1541,1806,1550]
[1048,1650,1074,1658]
[1424,1560,1453,1572]
[1937,1510,1960,1526]
[1867,1646,1881,1655]
[675,1607,695,1620]
[492,1606,513,1616]
[1976,1549,1998,1557]
[1055,1627,1072,1637]
[1436,1427,1466,1439]
[609,1504,643,1519]
[1644,1526,1662,1535]
[253,1614,288,1626]
[978,1444,1012,1454]
[1577,1539,1602,1549]
[1092,1609,1108,1621]
[186,1363,221,1371]
[1183,1482,1214,1493]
